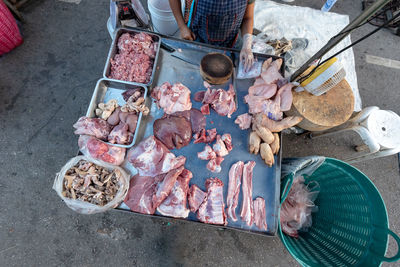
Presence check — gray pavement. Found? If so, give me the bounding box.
[0,0,399,266]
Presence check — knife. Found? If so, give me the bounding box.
[160,41,201,66]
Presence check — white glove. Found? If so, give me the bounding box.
[240,33,254,72]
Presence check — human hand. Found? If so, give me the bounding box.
[179,25,196,41]
[240,33,254,72]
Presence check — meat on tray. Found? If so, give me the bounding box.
[226,161,244,221]
[157,169,193,218]
[107,122,133,145]
[187,184,207,213]
[109,32,157,84]
[234,113,252,130]
[153,115,192,150]
[200,83,236,118]
[197,178,227,225]
[78,135,126,165]
[151,82,192,114]
[253,197,268,231]
[127,135,186,177]
[240,161,256,226]
[73,117,112,141]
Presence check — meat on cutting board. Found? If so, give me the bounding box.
[188,184,207,213]
[157,169,193,218]
[73,116,112,141]
[127,135,186,177]
[152,82,192,114]
[226,161,244,221]
[197,145,216,160]
[234,113,252,130]
[253,197,267,231]
[202,84,236,118]
[197,178,227,225]
[153,115,192,149]
[107,122,133,145]
[153,166,185,210]
[240,161,256,226]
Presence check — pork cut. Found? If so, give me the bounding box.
[78,135,126,165]
[221,133,233,152]
[202,84,236,118]
[193,128,217,144]
[206,157,224,173]
[234,113,252,130]
[107,122,133,145]
[153,115,192,149]
[73,116,112,141]
[188,184,207,213]
[157,169,193,218]
[197,145,216,160]
[226,161,244,221]
[197,178,227,225]
[151,82,192,114]
[152,166,185,209]
[240,161,256,226]
[253,197,267,231]
[190,108,206,133]
[213,135,229,157]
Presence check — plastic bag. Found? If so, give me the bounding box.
[53,156,130,214]
[236,60,262,79]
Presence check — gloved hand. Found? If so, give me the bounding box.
[240,33,254,72]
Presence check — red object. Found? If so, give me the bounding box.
[0,0,23,55]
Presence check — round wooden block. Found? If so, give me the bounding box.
[285,79,355,131]
[200,53,233,85]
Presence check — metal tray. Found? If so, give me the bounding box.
[103,28,161,87]
[118,37,283,236]
[86,78,148,148]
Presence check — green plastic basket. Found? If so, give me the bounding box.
[279,158,400,267]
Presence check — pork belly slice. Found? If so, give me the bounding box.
[157,169,193,218]
[240,161,256,226]
[253,197,267,231]
[188,184,207,213]
[197,178,227,225]
[226,161,244,221]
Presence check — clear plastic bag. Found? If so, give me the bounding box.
[236,60,262,79]
[53,156,130,214]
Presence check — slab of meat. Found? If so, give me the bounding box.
[188,184,207,213]
[213,135,229,157]
[73,117,112,141]
[127,135,186,176]
[240,161,256,226]
[206,157,224,173]
[276,83,294,112]
[226,161,244,221]
[151,82,192,114]
[157,169,192,218]
[202,84,236,118]
[253,197,267,231]
[153,116,192,149]
[193,128,217,144]
[221,133,233,152]
[153,166,184,209]
[197,178,227,225]
[190,108,206,133]
[78,135,126,165]
[107,122,133,145]
[197,145,216,160]
[261,58,283,84]
[235,113,252,130]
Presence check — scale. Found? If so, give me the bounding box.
[110,0,150,32]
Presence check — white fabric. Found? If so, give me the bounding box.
[254,0,362,111]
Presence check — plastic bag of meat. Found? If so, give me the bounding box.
[53,156,130,214]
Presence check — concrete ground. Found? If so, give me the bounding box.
[0,0,399,266]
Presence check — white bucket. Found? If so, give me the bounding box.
[148,0,179,36]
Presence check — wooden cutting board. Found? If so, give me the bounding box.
[285,79,355,131]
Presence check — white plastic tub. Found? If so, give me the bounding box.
[148,0,180,36]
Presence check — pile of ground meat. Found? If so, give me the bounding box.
[109,32,158,84]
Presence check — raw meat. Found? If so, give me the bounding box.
[107,107,138,133]
[240,161,256,226]
[213,135,229,157]
[253,113,303,132]
[124,174,156,214]
[197,145,216,160]
[190,108,206,133]
[151,82,192,114]
[194,91,205,102]
[248,83,277,99]
[152,166,184,209]
[197,178,227,225]
[206,128,217,143]
[206,157,224,173]
[122,87,143,101]
[127,135,186,176]
[200,104,210,115]
[78,135,126,165]
[221,133,233,152]
[193,128,217,144]
[153,115,192,149]
[245,95,283,120]
[235,113,252,130]
[107,107,122,126]
[107,122,133,145]
[253,197,267,231]
[73,116,112,141]
[254,77,266,86]
[109,32,156,83]
[226,161,244,221]
[261,58,283,84]
[276,83,294,112]
[157,169,193,218]
[202,84,236,118]
[188,184,207,213]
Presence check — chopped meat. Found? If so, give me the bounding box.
[197,145,216,160]
[240,161,256,226]
[190,108,206,133]
[197,178,227,225]
[206,128,217,143]
[213,135,229,157]
[188,184,207,213]
[127,135,186,176]
[202,84,236,118]
[109,32,156,83]
[157,169,193,218]
[221,133,233,152]
[153,116,192,149]
[261,58,283,84]
[226,161,244,221]
[235,113,252,130]
[276,83,294,111]
[151,82,192,114]
[248,83,277,99]
[253,197,267,231]
[245,95,283,120]
[193,128,217,144]
[206,157,224,173]
[122,87,143,102]
[200,104,210,115]
[73,117,112,141]
[107,122,133,145]
[194,91,205,102]
[78,135,126,165]
[253,113,303,132]
[107,107,122,126]
[124,175,156,214]
[153,166,184,209]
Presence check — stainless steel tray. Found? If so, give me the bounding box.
[86,78,148,148]
[103,28,161,87]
